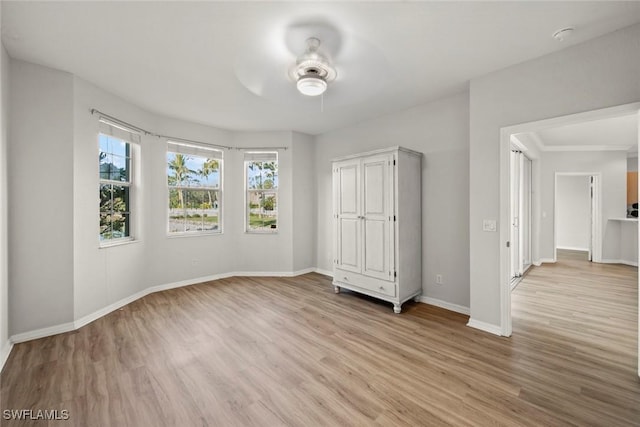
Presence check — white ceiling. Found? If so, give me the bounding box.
[515,114,639,154]
[3,1,640,135]
[538,114,638,149]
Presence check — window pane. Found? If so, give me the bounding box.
[247,161,277,190]
[100,135,130,182]
[100,184,130,213]
[167,144,222,234]
[110,155,130,181]
[99,212,130,240]
[201,160,220,188]
[99,134,128,158]
[168,213,186,233]
[168,188,219,233]
[167,153,191,187]
[99,183,131,240]
[99,134,132,243]
[112,185,130,212]
[99,153,113,180]
[246,157,278,232]
[247,161,263,189]
[248,191,277,231]
[262,162,278,190]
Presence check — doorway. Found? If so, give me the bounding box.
[554,173,601,263]
[509,149,532,286]
[498,102,640,348]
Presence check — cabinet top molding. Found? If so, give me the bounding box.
[332,146,422,162]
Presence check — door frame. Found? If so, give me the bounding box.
[553,172,601,263]
[499,102,640,339]
[509,149,533,283]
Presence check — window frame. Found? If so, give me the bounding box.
[166,141,224,236]
[244,152,279,234]
[98,132,135,247]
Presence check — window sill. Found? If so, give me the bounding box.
[167,231,223,239]
[99,238,139,249]
[245,231,278,235]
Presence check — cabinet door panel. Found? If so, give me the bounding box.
[339,165,359,214]
[339,218,360,269]
[334,160,361,273]
[362,155,394,281]
[365,162,385,214]
[364,219,386,274]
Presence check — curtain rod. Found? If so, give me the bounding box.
[91,109,151,135]
[165,135,232,151]
[90,108,232,150]
[235,147,288,151]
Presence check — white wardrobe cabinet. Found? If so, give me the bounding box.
[332,147,422,313]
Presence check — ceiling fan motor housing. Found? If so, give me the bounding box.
[293,37,337,96]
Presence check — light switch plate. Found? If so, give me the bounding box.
[483,219,497,232]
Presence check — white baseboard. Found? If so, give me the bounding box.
[417,296,470,315]
[313,268,333,277]
[467,318,503,336]
[537,258,556,264]
[234,271,294,277]
[556,246,589,252]
[600,259,638,267]
[9,269,321,344]
[0,339,14,372]
[10,321,76,344]
[75,273,235,330]
[148,272,235,294]
[74,289,150,330]
[292,267,316,276]
[510,276,523,291]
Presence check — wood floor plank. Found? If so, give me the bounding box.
[1,252,638,426]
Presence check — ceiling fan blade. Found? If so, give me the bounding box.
[234,20,393,110]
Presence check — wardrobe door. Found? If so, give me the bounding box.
[334,160,361,273]
[361,154,394,281]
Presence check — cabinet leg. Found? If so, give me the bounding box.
[334,286,340,294]
[393,303,402,314]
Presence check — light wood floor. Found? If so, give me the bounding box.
[1,255,638,426]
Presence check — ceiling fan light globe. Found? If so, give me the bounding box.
[297,75,327,96]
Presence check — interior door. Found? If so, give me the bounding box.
[510,150,521,280]
[334,160,361,273]
[521,156,532,270]
[589,175,596,262]
[361,154,394,281]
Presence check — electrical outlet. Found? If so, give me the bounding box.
[482,219,497,232]
[436,274,443,285]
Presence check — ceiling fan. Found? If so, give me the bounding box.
[291,37,337,97]
[233,20,391,109]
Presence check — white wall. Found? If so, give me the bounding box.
[9,60,75,335]
[292,132,316,273]
[543,152,626,260]
[555,175,591,251]
[73,79,303,322]
[6,61,315,338]
[315,91,470,309]
[469,24,640,328]
[627,156,638,172]
[231,131,294,273]
[0,28,10,362]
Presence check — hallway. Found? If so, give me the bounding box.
[511,249,639,424]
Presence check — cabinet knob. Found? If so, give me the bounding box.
[379,286,384,291]
[343,276,348,281]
